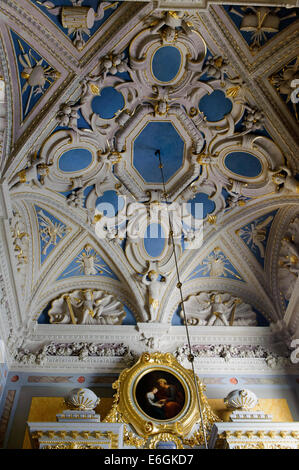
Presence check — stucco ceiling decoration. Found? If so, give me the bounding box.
[0,1,298,371]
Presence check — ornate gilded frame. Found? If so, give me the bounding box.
[104,352,218,439]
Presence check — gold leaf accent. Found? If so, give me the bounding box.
[226,86,241,98]
[90,84,100,95]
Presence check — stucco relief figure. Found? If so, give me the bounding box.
[269,166,299,195]
[141,269,165,322]
[36,1,118,50]
[37,209,69,255]
[79,249,98,275]
[226,180,247,208]
[56,103,81,130]
[270,56,299,120]
[200,55,229,82]
[9,157,51,189]
[10,210,29,267]
[48,289,126,325]
[249,216,273,258]
[278,217,299,300]
[149,11,193,42]
[237,215,273,259]
[241,105,264,134]
[182,292,257,326]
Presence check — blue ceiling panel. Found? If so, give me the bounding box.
[92,87,125,119]
[199,90,232,121]
[151,46,182,83]
[224,151,262,178]
[133,121,185,183]
[58,148,93,172]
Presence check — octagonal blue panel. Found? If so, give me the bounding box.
[133,122,185,183]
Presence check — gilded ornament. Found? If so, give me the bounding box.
[144,421,154,433]
[103,352,218,440]
[226,86,241,98]
[90,84,100,95]
[208,215,217,224]
[148,432,183,449]
[123,426,146,448]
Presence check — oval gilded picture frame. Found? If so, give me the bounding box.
[104,352,216,438]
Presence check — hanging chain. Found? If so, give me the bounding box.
[155,150,208,449]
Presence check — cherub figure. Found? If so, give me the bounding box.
[241,105,264,134]
[9,157,51,189]
[200,56,229,82]
[150,86,171,116]
[56,103,81,130]
[150,10,193,43]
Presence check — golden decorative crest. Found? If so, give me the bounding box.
[103,352,219,439]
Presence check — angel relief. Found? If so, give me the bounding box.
[48,289,126,325]
[182,292,257,326]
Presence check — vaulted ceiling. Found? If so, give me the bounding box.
[0,0,298,371]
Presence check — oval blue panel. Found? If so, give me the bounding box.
[58,148,93,172]
[144,223,165,258]
[199,90,232,122]
[187,193,215,219]
[96,190,124,217]
[225,152,262,178]
[152,46,181,82]
[91,87,125,119]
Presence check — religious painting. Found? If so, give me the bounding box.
[134,369,186,421]
[103,352,219,439]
